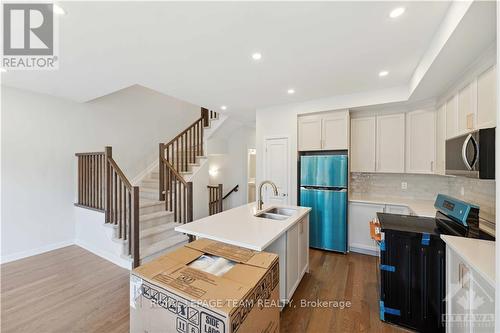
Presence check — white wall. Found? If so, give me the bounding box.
[1,85,200,262]
[255,87,408,205]
[207,124,256,210]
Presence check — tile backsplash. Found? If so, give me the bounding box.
[350,173,496,223]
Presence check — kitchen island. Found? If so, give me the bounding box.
[175,203,311,304]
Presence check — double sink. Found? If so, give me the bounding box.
[255,207,298,221]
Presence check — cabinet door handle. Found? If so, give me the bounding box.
[459,263,470,289]
[431,161,434,172]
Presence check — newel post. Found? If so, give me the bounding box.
[131,186,140,268]
[201,107,209,127]
[218,184,223,213]
[104,146,112,223]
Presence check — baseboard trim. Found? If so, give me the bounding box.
[349,243,379,257]
[75,239,132,270]
[1,240,75,264]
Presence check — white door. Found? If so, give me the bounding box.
[406,109,436,174]
[264,137,289,205]
[322,112,349,150]
[298,116,322,151]
[376,113,405,173]
[350,117,376,172]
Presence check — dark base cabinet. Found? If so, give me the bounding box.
[379,230,446,332]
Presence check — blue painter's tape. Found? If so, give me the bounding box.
[380,300,401,319]
[385,307,401,316]
[379,240,386,251]
[380,264,395,272]
[422,233,430,246]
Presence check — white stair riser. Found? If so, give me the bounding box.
[140,202,165,215]
[139,190,159,200]
[140,238,188,264]
[140,228,179,249]
[140,214,174,230]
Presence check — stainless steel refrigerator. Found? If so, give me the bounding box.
[299,154,348,253]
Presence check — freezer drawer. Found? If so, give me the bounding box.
[300,187,347,252]
[300,155,348,187]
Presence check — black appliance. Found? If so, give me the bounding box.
[377,194,494,332]
[446,127,495,179]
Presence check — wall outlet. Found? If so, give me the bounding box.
[460,186,465,196]
[401,182,408,190]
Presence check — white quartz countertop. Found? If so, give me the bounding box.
[175,203,311,251]
[441,235,495,287]
[349,194,436,217]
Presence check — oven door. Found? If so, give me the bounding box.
[446,132,479,178]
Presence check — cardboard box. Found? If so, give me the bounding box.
[130,239,280,333]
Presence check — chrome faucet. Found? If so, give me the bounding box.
[257,180,278,210]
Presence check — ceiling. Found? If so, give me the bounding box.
[0,1,474,121]
[409,0,497,102]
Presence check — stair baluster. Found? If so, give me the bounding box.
[75,146,140,268]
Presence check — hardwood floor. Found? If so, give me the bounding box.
[1,246,129,333]
[280,249,406,333]
[1,246,405,333]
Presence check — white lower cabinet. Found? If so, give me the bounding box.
[348,202,385,255]
[298,216,309,278]
[384,204,411,215]
[264,215,309,305]
[349,202,414,255]
[446,245,495,333]
[286,222,299,299]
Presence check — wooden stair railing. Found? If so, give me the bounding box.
[223,184,239,200]
[207,184,239,216]
[75,146,140,268]
[75,151,106,211]
[158,107,218,223]
[208,184,223,215]
[159,155,193,224]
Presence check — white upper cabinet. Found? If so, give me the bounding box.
[322,112,349,150]
[446,95,459,139]
[376,113,405,173]
[436,104,446,175]
[477,65,497,129]
[298,110,349,151]
[406,109,436,174]
[350,117,376,172]
[298,115,322,151]
[457,81,477,135]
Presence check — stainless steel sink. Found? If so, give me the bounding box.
[255,212,288,220]
[266,207,297,216]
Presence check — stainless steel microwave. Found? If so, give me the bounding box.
[446,128,495,179]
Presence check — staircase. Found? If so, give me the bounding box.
[75,108,225,268]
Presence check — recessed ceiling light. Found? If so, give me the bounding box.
[379,70,389,77]
[53,4,66,15]
[287,89,295,95]
[0,68,6,73]
[389,7,405,18]
[220,105,227,110]
[252,53,262,61]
